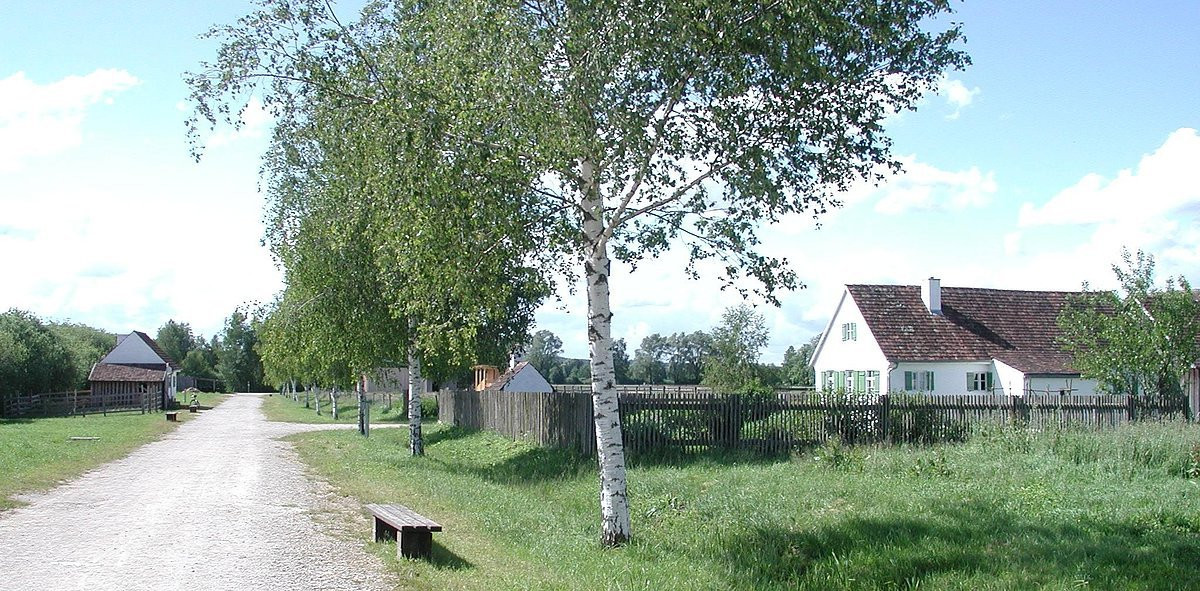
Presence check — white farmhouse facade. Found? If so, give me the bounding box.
[811,279,1099,396]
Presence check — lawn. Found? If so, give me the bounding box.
[0,393,229,511]
[259,391,410,424]
[288,420,1200,590]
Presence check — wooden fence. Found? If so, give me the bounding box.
[0,389,164,418]
[436,388,1191,455]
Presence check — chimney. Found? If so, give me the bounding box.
[922,277,942,315]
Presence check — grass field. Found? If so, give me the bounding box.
[259,391,409,424]
[0,393,229,511]
[289,420,1200,590]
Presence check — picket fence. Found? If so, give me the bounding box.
[436,387,1190,455]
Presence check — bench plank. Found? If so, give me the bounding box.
[367,503,442,532]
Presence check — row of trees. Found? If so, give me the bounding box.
[526,316,820,388]
[188,0,969,545]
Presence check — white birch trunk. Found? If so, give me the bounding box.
[408,347,425,456]
[315,388,321,415]
[331,387,338,420]
[581,158,631,546]
[291,379,297,402]
[357,375,369,437]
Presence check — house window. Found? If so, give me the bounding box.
[866,371,879,394]
[841,322,857,342]
[903,370,935,392]
[843,370,854,392]
[968,372,994,392]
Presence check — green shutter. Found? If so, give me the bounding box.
[926,371,935,392]
[987,372,994,391]
[904,371,913,390]
[855,371,865,393]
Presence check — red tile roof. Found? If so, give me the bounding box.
[847,284,1085,375]
[89,363,167,382]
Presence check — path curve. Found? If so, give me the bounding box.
[0,394,395,591]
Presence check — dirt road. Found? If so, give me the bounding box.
[0,394,394,591]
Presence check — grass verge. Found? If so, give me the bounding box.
[288,420,1200,590]
[0,393,229,511]
[260,391,409,424]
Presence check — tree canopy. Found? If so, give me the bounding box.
[1059,249,1199,398]
[189,0,969,545]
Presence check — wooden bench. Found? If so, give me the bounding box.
[366,503,443,560]
[166,412,178,422]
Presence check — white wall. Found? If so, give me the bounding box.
[992,359,1025,397]
[812,289,890,389]
[888,361,995,394]
[502,365,552,393]
[102,333,165,365]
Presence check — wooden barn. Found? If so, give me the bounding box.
[88,331,180,411]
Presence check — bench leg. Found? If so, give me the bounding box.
[399,531,433,560]
[373,517,398,543]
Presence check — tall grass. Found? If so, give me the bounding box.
[289,419,1200,590]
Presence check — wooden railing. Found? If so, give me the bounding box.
[1,390,163,418]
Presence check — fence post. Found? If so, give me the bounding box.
[878,393,890,443]
[1126,395,1137,424]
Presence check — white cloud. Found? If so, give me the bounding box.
[206,96,272,148]
[1019,128,1200,227]
[0,69,139,172]
[841,155,996,215]
[937,76,980,119]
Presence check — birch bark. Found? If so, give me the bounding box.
[581,159,631,545]
[408,349,424,456]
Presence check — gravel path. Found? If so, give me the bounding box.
[0,394,397,591]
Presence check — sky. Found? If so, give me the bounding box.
[1,1,1198,363]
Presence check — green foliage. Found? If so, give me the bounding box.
[46,321,115,389]
[216,309,265,392]
[420,395,439,419]
[154,320,195,366]
[781,334,821,388]
[703,305,771,395]
[0,309,76,396]
[1059,248,1199,397]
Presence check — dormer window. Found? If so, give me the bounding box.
[841,322,857,341]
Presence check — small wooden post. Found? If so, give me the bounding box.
[1126,394,1137,425]
[878,393,891,444]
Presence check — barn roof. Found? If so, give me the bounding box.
[846,284,1086,375]
[89,363,167,382]
[130,331,181,370]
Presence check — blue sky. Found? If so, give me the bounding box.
[2,1,1197,362]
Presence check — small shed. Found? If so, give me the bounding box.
[478,361,553,393]
[88,331,180,409]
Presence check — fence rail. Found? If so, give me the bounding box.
[437,388,1191,455]
[1,389,164,418]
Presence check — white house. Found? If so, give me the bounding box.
[811,278,1099,396]
[88,331,181,405]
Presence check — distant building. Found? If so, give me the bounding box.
[88,331,180,407]
[473,361,552,393]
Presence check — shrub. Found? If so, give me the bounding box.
[420,395,438,419]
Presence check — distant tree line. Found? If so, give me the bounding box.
[525,306,820,390]
[0,307,268,397]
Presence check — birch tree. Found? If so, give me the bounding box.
[189,0,968,545]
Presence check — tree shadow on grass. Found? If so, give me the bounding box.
[714,500,1200,590]
[424,425,476,446]
[0,418,35,425]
